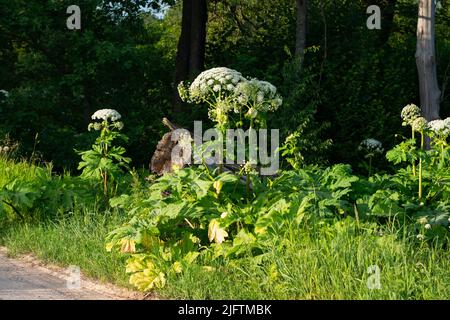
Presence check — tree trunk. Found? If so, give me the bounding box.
[174,0,193,112]
[295,0,307,63]
[173,0,207,114]
[189,0,207,78]
[415,0,441,121]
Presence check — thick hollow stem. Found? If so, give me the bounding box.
[412,128,416,177]
[103,172,108,197]
[246,173,251,200]
[418,133,424,201]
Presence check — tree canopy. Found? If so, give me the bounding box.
[0,0,449,169]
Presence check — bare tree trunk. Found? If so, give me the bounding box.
[189,0,207,78]
[173,0,193,112]
[415,0,441,121]
[173,0,207,114]
[295,0,307,63]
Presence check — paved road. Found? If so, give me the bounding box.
[0,253,125,300]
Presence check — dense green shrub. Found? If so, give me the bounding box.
[106,102,449,292]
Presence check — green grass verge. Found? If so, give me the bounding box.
[160,220,450,300]
[1,208,449,299]
[0,210,131,288]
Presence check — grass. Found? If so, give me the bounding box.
[0,156,449,299]
[0,156,47,186]
[2,215,449,299]
[0,209,131,288]
[159,220,450,299]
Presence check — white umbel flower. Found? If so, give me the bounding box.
[91,109,122,122]
[234,78,282,113]
[429,118,450,136]
[411,117,428,132]
[428,119,445,132]
[358,138,384,154]
[428,119,448,135]
[401,104,421,126]
[180,67,246,104]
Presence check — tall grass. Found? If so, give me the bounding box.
[0,155,48,187]
[0,156,130,287]
[160,220,450,299]
[0,208,130,287]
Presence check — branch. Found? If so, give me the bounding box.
[2,200,24,220]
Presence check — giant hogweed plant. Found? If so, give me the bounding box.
[178,67,283,195]
[107,156,449,292]
[105,88,450,292]
[384,104,450,240]
[387,104,450,201]
[357,138,384,177]
[105,163,365,292]
[177,67,282,132]
[77,109,131,198]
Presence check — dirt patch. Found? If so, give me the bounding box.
[0,247,157,300]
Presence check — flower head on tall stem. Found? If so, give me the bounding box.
[401,104,421,126]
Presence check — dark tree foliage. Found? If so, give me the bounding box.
[0,0,174,169]
[204,0,450,168]
[0,0,449,171]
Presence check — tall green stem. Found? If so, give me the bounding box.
[246,173,251,200]
[218,127,225,174]
[103,171,108,197]
[412,128,416,176]
[246,118,255,200]
[102,127,109,197]
[418,132,424,201]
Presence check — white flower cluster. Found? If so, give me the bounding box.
[178,67,283,124]
[401,104,421,126]
[89,109,123,131]
[358,138,384,154]
[0,89,9,98]
[179,67,246,104]
[428,118,450,136]
[411,117,428,132]
[234,78,283,118]
[91,109,122,122]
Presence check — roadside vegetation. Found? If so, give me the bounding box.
[1,1,449,300]
[1,81,449,299]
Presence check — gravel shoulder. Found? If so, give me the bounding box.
[0,247,150,300]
